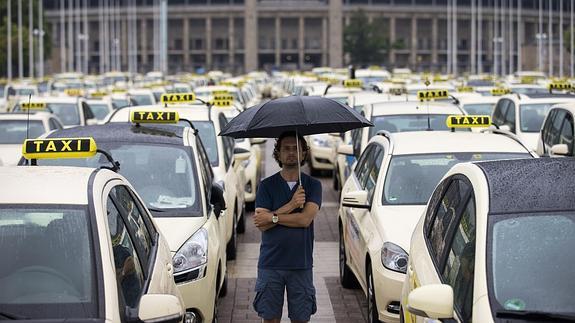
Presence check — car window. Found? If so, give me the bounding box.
[503,101,516,133]
[110,186,154,272]
[351,126,363,158]
[106,197,145,309]
[424,178,449,234]
[0,120,45,144]
[442,197,476,323]
[218,114,233,169]
[196,136,213,208]
[366,145,384,203]
[542,109,557,147]
[354,144,375,187]
[492,100,509,126]
[559,112,574,155]
[428,179,471,267]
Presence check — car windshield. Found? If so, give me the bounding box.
[15,88,35,96]
[111,99,130,108]
[520,103,553,132]
[383,153,529,205]
[489,212,575,314]
[46,103,80,126]
[0,120,45,144]
[463,103,495,115]
[87,103,110,120]
[512,87,548,95]
[0,205,97,319]
[370,114,468,136]
[329,96,348,105]
[38,144,202,216]
[131,94,153,106]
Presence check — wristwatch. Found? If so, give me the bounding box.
[272,213,279,224]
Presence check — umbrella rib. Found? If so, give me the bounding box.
[244,100,268,135]
[299,96,309,126]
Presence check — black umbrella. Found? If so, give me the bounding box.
[219,95,373,182]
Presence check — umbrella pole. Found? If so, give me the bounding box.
[296,129,302,185]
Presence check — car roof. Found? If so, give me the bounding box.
[107,105,213,123]
[0,112,54,121]
[475,158,575,214]
[47,123,186,146]
[549,101,575,113]
[370,101,463,116]
[386,131,530,155]
[504,93,575,103]
[0,166,96,205]
[19,96,80,104]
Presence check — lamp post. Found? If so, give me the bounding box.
[536,33,547,72]
[493,37,503,75]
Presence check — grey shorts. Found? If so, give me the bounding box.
[253,268,317,321]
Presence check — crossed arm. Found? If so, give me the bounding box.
[253,201,320,231]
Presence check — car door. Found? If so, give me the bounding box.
[416,176,474,323]
[343,144,377,283]
[104,183,179,315]
[558,112,574,156]
[217,113,240,238]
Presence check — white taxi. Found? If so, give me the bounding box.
[13,96,98,128]
[537,102,575,157]
[0,110,64,166]
[401,158,575,323]
[492,92,575,150]
[30,113,229,323]
[1,138,185,322]
[106,95,248,260]
[338,116,535,323]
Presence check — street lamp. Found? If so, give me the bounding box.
[78,33,89,73]
[535,33,547,72]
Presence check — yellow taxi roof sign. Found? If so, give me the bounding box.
[343,79,363,88]
[21,102,46,110]
[212,90,229,95]
[548,82,572,91]
[388,88,406,95]
[65,89,83,97]
[417,89,449,101]
[213,94,234,101]
[160,93,196,104]
[210,99,233,107]
[22,137,97,160]
[446,115,491,128]
[131,111,179,124]
[90,91,108,98]
[111,88,127,93]
[491,87,511,96]
[456,86,474,93]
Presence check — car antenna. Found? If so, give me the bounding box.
[196,97,212,121]
[424,80,432,131]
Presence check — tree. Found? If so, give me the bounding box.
[343,10,402,66]
[0,1,51,78]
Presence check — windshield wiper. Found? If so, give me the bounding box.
[496,309,575,321]
[0,310,27,320]
[147,207,166,213]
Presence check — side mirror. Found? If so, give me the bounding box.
[407,284,454,320]
[342,190,370,209]
[337,144,354,156]
[250,138,266,145]
[551,143,569,156]
[137,294,184,323]
[499,124,511,132]
[234,147,251,162]
[210,183,226,218]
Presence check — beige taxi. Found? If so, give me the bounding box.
[338,116,535,323]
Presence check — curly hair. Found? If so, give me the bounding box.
[273,131,309,168]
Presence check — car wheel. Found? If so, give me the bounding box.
[226,213,237,260]
[212,290,219,323]
[339,226,359,289]
[367,265,381,323]
[219,274,228,298]
[236,205,246,234]
[332,166,340,190]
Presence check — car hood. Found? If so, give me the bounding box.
[154,216,207,252]
[373,205,426,252]
[0,144,22,166]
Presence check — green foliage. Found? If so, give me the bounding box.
[0,1,51,78]
[343,10,403,66]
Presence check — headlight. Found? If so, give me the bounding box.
[381,242,408,274]
[173,228,208,275]
[312,137,331,148]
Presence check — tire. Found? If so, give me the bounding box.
[212,289,219,323]
[367,265,381,323]
[332,166,340,190]
[339,226,359,289]
[226,213,237,260]
[236,206,246,234]
[219,274,228,298]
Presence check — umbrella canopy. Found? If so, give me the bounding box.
[218,96,373,138]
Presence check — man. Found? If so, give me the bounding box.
[252,131,322,323]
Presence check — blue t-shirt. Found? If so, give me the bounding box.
[255,172,322,270]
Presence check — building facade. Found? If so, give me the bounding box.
[43,0,572,75]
